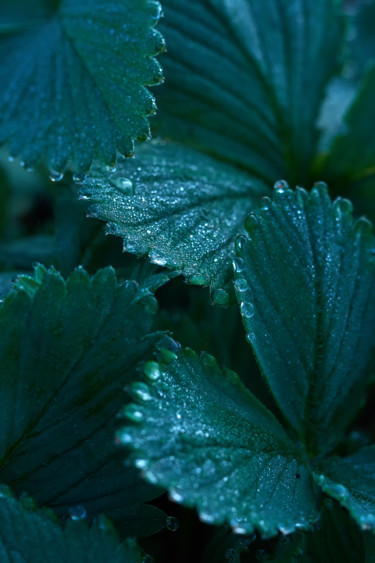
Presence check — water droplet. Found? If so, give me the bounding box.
[244,213,258,234]
[156,335,180,352]
[49,169,64,182]
[225,548,235,560]
[105,164,117,173]
[235,235,248,254]
[69,505,86,521]
[143,361,161,381]
[234,278,249,293]
[259,196,271,211]
[130,382,152,401]
[359,513,375,530]
[125,280,139,295]
[115,428,133,444]
[273,180,289,193]
[122,403,144,422]
[334,198,353,215]
[8,155,14,162]
[73,172,87,184]
[166,516,180,531]
[233,257,244,273]
[240,301,254,319]
[110,177,133,195]
[329,483,348,500]
[212,288,230,305]
[170,490,184,503]
[150,253,167,267]
[135,459,149,470]
[142,555,155,563]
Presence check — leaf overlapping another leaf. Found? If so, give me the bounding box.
[82,141,268,301]
[118,347,319,538]
[313,446,375,532]
[234,182,375,455]
[155,0,343,185]
[0,0,165,172]
[0,264,167,536]
[0,488,145,562]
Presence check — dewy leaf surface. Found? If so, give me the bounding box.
[155,0,343,184]
[0,489,144,562]
[234,183,375,456]
[118,348,319,538]
[82,141,268,300]
[0,0,164,171]
[0,265,167,536]
[313,446,375,533]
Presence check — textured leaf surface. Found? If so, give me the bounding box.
[82,141,267,299]
[0,490,143,562]
[0,0,164,171]
[321,66,375,183]
[234,183,375,455]
[313,446,375,533]
[155,0,343,184]
[118,348,319,538]
[0,265,166,536]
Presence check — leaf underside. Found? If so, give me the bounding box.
[82,141,268,301]
[155,0,343,185]
[0,0,164,171]
[0,491,143,562]
[118,347,319,539]
[313,446,375,533]
[0,265,166,536]
[234,183,375,456]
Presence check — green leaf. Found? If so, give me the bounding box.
[270,502,375,563]
[0,488,145,562]
[0,264,167,536]
[313,446,375,533]
[320,66,375,183]
[117,347,319,538]
[82,141,267,301]
[234,182,375,456]
[154,0,343,184]
[0,0,164,172]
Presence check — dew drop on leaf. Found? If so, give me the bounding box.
[166,516,180,531]
[273,180,289,193]
[68,505,86,521]
[73,172,87,184]
[123,404,144,422]
[143,361,161,382]
[110,177,134,195]
[259,196,271,211]
[240,302,254,319]
[49,169,64,182]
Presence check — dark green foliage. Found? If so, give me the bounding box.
[1,0,375,561]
